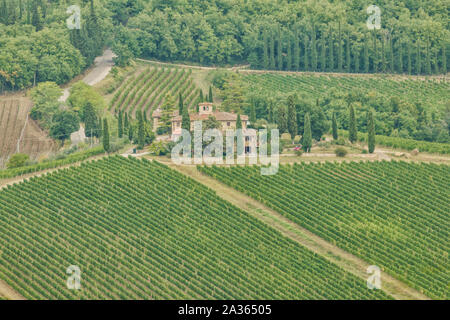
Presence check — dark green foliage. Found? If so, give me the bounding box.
[328,28,334,72]
[103,118,110,152]
[346,33,351,73]
[293,30,300,71]
[84,102,99,138]
[348,104,357,143]
[337,22,342,72]
[182,104,191,131]
[178,93,184,115]
[302,113,312,152]
[137,110,145,149]
[269,34,276,70]
[118,111,123,138]
[367,110,375,153]
[208,86,213,103]
[287,94,297,137]
[263,32,269,69]
[303,35,309,71]
[236,113,242,129]
[49,111,80,145]
[332,112,338,140]
[311,27,317,71]
[277,28,283,70]
[277,106,288,134]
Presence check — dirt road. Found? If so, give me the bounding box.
[59,49,116,144]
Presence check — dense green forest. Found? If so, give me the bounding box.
[112,0,449,74]
[1,0,449,92]
[0,0,107,91]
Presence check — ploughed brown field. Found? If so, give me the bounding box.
[0,97,56,168]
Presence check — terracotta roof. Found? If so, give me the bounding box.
[172,111,249,122]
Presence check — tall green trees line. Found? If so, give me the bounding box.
[255,28,447,75]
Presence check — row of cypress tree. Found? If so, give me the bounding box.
[257,28,447,75]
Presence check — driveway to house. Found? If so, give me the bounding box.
[57,49,116,144]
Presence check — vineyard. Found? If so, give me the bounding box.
[109,66,200,118]
[0,156,390,300]
[199,161,450,299]
[243,73,449,112]
[0,98,56,168]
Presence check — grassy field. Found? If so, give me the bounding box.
[199,161,450,299]
[0,156,390,299]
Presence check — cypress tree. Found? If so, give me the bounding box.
[199,89,204,102]
[208,86,213,102]
[348,104,357,143]
[303,34,309,71]
[0,0,7,24]
[442,44,447,74]
[407,40,412,75]
[84,102,98,138]
[26,0,31,25]
[250,104,257,124]
[398,40,403,74]
[269,34,276,69]
[178,93,184,114]
[354,47,360,73]
[332,112,338,140]
[367,110,375,153]
[277,28,283,70]
[328,28,334,71]
[181,105,191,131]
[364,34,369,73]
[426,36,431,75]
[346,33,351,73]
[372,30,378,72]
[293,30,300,71]
[286,35,292,71]
[389,37,394,73]
[311,26,317,71]
[416,40,421,75]
[277,106,288,134]
[137,111,145,149]
[128,122,133,142]
[118,111,123,138]
[31,2,42,31]
[381,35,386,73]
[263,31,269,69]
[102,119,110,152]
[19,0,23,20]
[124,112,129,135]
[287,95,297,138]
[236,113,242,129]
[337,22,342,72]
[97,117,102,138]
[302,113,312,153]
[320,39,326,72]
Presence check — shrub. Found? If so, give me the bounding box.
[335,147,348,157]
[294,148,303,156]
[7,154,30,169]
